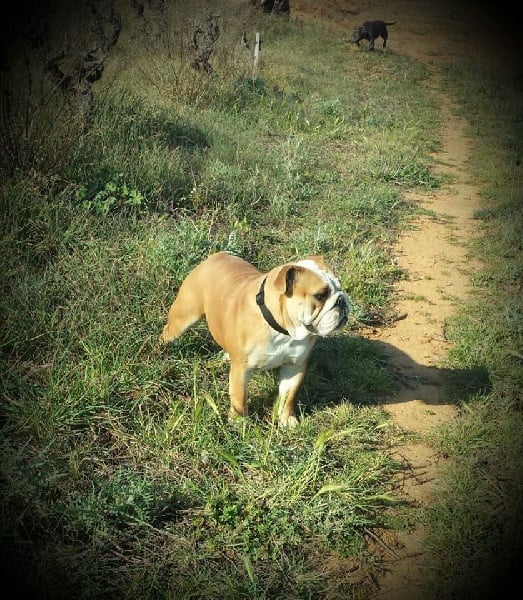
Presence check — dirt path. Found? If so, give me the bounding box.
[292,0,514,597]
[365,65,479,600]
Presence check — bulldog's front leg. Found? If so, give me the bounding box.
[277,363,307,428]
[228,361,252,420]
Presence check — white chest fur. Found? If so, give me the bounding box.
[248,334,316,370]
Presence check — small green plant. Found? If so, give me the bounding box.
[225,216,251,254]
[77,174,144,217]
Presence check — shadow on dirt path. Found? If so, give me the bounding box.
[292,0,521,597]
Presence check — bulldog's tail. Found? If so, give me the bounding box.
[160,272,205,344]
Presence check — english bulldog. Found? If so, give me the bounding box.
[160,251,350,427]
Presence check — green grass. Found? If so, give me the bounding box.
[1,1,522,598]
[0,5,434,597]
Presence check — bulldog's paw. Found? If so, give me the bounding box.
[158,327,173,345]
[279,414,299,428]
[228,406,248,422]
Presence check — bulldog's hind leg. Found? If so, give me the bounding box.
[228,360,252,420]
[160,281,204,343]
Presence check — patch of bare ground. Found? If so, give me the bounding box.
[291,0,520,597]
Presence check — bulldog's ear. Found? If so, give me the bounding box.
[273,265,305,296]
[304,255,328,270]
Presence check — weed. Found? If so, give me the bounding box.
[78,173,144,217]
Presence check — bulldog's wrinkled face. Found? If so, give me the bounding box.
[278,259,350,340]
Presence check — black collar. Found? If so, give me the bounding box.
[255,277,289,336]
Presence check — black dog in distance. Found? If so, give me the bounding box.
[350,20,396,51]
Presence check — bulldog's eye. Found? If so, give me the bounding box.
[314,288,329,302]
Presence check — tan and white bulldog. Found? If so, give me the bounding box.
[160,251,350,427]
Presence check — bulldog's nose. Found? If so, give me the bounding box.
[335,295,346,308]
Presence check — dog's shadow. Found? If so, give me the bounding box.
[168,327,491,422]
[293,333,491,419]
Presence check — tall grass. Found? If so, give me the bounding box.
[1,1,447,598]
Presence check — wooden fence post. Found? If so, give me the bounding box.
[253,32,260,77]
